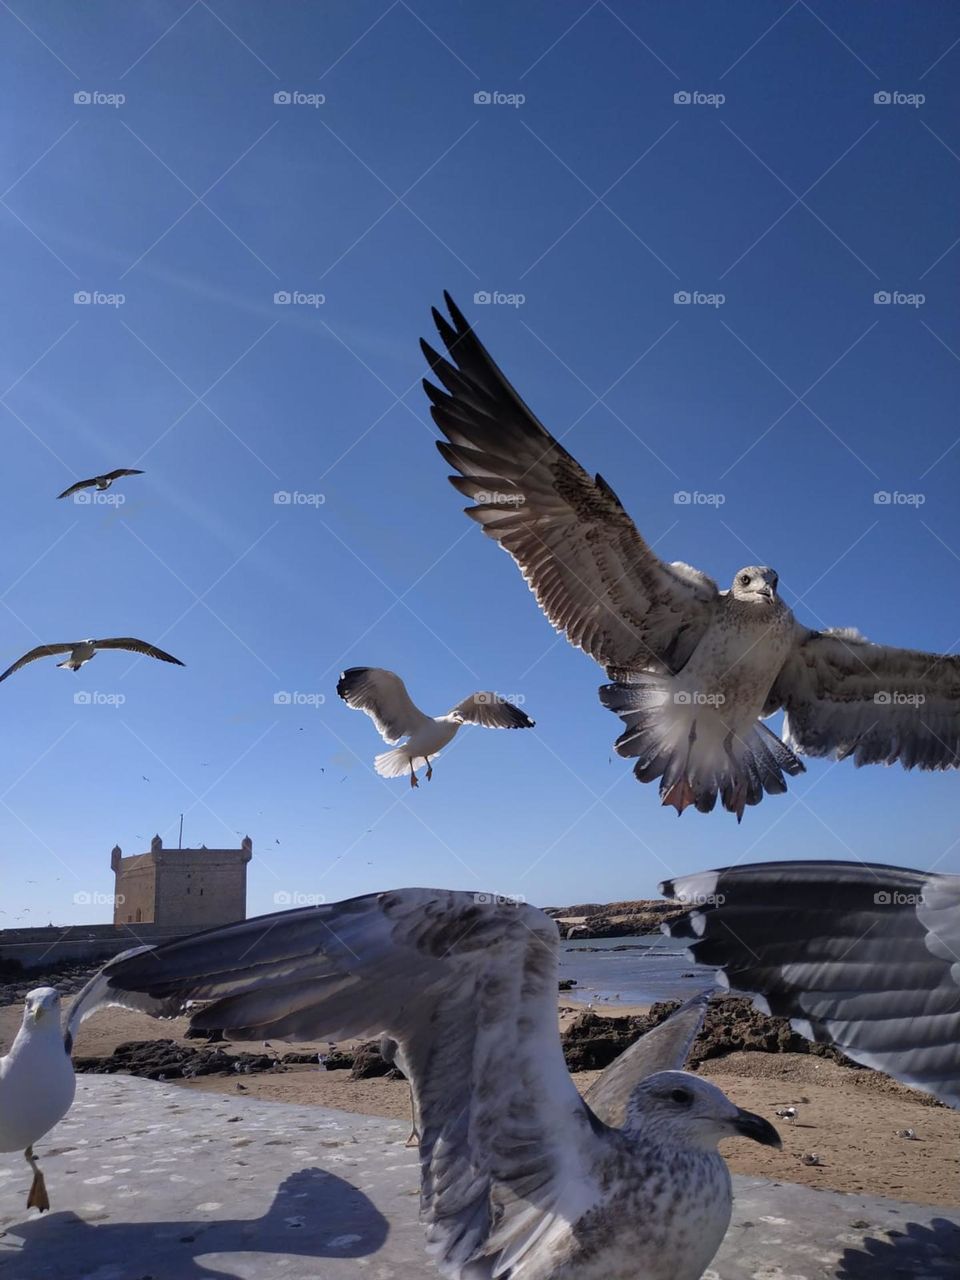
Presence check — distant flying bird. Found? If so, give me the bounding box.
[56,468,143,500]
[66,890,779,1280]
[0,638,185,683]
[422,294,960,819]
[0,989,75,1211]
[662,860,960,1107]
[336,666,534,787]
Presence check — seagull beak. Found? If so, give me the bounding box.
[31,1005,44,1023]
[756,586,773,600]
[733,1107,782,1148]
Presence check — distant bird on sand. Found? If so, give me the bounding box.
[0,638,184,683]
[56,468,143,500]
[337,666,534,787]
[422,293,960,819]
[66,890,780,1280]
[0,989,75,1211]
[662,860,960,1107]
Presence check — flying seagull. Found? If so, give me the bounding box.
[0,989,76,1211]
[661,860,960,1108]
[421,294,960,819]
[336,666,534,787]
[66,890,779,1280]
[0,638,185,683]
[56,468,143,500]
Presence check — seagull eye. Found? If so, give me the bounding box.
[670,1088,692,1106]
[739,574,751,587]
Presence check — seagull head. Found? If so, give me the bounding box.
[624,1070,782,1152]
[731,565,779,604]
[23,987,61,1029]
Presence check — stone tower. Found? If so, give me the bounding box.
[111,835,252,928]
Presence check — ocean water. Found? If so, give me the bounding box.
[558,935,719,1007]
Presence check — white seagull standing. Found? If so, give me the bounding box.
[0,637,185,684]
[0,989,76,1211]
[336,666,534,787]
[66,890,780,1280]
[422,293,960,819]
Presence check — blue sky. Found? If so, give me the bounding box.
[1,1,959,927]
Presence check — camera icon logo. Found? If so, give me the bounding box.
[474,90,492,105]
[874,890,891,904]
[673,290,691,304]
[274,691,292,704]
[274,890,292,904]
[874,91,891,105]
[274,290,291,304]
[874,691,892,705]
[674,91,691,105]
[73,691,92,704]
[274,91,291,105]
[873,291,891,304]
[673,490,691,504]
[473,291,491,304]
[74,290,91,304]
[74,91,92,105]
[873,491,891,505]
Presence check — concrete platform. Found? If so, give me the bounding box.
[0,1076,956,1280]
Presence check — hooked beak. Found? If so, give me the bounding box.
[733,1107,782,1148]
[755,586,774,601]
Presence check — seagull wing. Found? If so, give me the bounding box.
[770,628,960,769]
[449,692,535,729]
[422,294,719,678]
[583,993,709,1128]
[67,890,609,1278]
[92,638,185,665]
[101,468,144,481]
[337,667,431,743]
[661,861,960,1108]
[56,478,97,499]
[0,644,76,682]
[64,945,176,1053]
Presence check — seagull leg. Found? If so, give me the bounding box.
[405,1088,420,1148]
[24,1146,50,1212]
[425,757,433,782]
[409,768,419,788]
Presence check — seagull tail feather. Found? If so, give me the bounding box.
[373,748,441,778]
[599,677,804,819]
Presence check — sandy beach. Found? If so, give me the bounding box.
[5,996,957,1210]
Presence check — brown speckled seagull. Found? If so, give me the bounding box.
[421,293,960,820]
[65,890,780,1280]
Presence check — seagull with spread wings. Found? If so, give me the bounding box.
[662,860,960,1109]
[65,891,779,1280]
[0,638,184,683]
[421,293,960,819]
[56,468,143,500]
[337,666,534,787]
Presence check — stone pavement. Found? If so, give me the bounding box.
[0,1076,956,1280]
